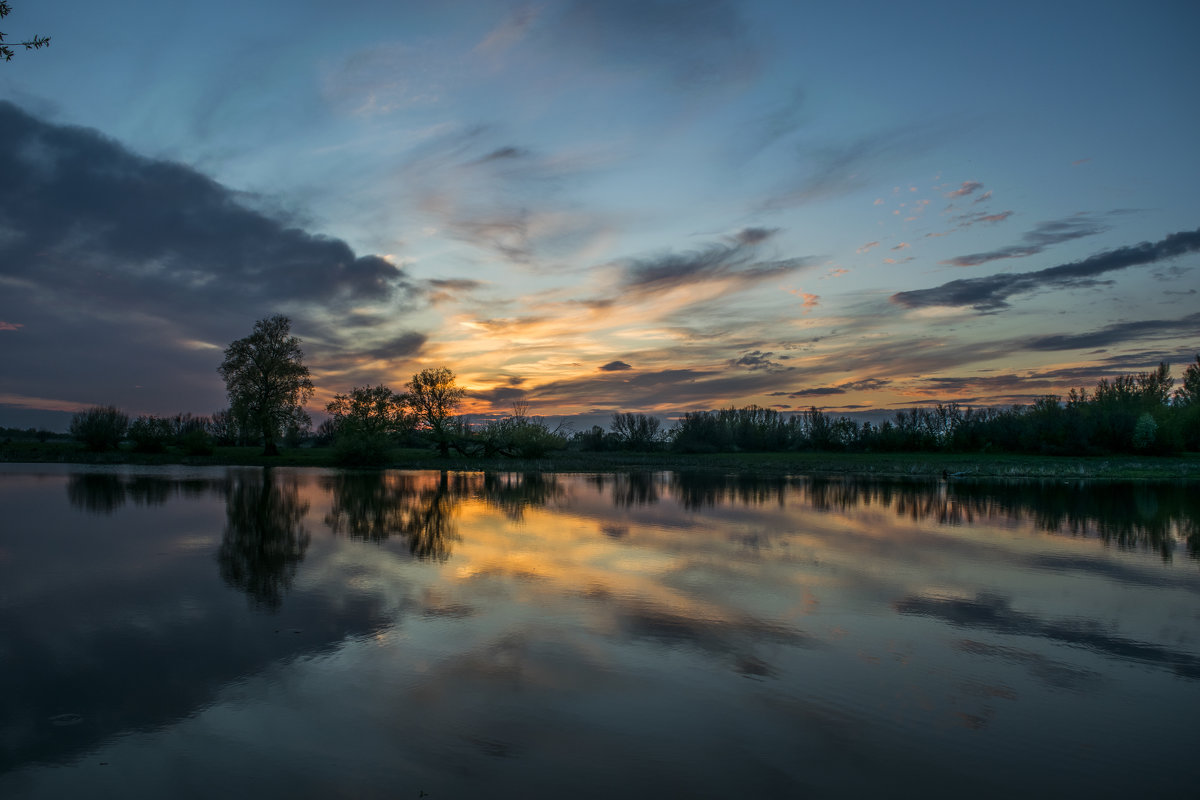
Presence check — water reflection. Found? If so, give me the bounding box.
[2,464,1197,797]
[66,472,224,514]
[895,591,1200,680]
[218,469,310,609]
[323,471,459,560]
[592,473,1200,563]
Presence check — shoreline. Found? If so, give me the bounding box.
[3,442,1199,481]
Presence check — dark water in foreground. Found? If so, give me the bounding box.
[1,465,1198,799]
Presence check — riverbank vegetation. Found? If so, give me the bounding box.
[2,315,1197,477]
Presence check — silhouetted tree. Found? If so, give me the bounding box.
[405,367,465,457]
[326,384,411,465]
[127,415,174,453]
[1175,354,1200,450]
[0,2,50,62]
[218,316,314,456]
[477,403,568,457]
[611,412,663,450]
[69,405,129,452]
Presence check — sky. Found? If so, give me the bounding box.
[1,0,1198,430]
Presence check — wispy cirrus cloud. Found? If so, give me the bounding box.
[620,238,816,297]
[941,214,1109,267]
[892,227,1200,311]
[946,180,984,198]
[1022,313,1200,352]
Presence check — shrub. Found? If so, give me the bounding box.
[128,415,174,453]
[70,406,129,452]
[179,428,215,456]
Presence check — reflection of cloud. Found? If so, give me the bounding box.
[893,227,1200,311]
[895,592,1200,680]
[954,639,1101,691]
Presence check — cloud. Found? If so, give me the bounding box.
[856,241,880,254]
[946,181,983,198]
[0,321,24,331]
[551,0,760,88]
[942,215,1109,267]
[472,146,530,164]
[620,239,815,297]
[470,386,528,404]
[0,102,422,414]
[791,290,820,312]
[599,360,633,372]
[771,377,891,398]
[892,227,1200,311]
[973,190,993,204]
[0,102,415,314]
[763,124,943,210]
[891,242,910,251]
[358,332,429,361]
[1021,313,1200,352]
[734,227,778,245]
[732,351,788,371]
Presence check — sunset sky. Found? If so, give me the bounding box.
[2,0,1198,430]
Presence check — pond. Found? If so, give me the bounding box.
[1,465,1198,798]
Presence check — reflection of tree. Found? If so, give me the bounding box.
[324,471,565,559]
[324,472,463,561]
[671,472,788,510]
[666,474,1200,563]
[588,472,663,508]
[218,469,310,610]
[66,473,128,514]
[67,473,225,515]
[481,472,562,520]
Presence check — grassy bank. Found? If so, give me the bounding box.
[3,439,1200,480]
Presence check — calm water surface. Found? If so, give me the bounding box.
[1,465,1198,798]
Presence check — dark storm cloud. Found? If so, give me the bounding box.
[1022,313,1200,352]
[942,215,1108,267]
[0,102,415,312]
[892,227,1200,311]
[0,102,423,416]
[599,360,633,372]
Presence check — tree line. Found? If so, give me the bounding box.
[595,357,1200,456]
[58,316,1200,459]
